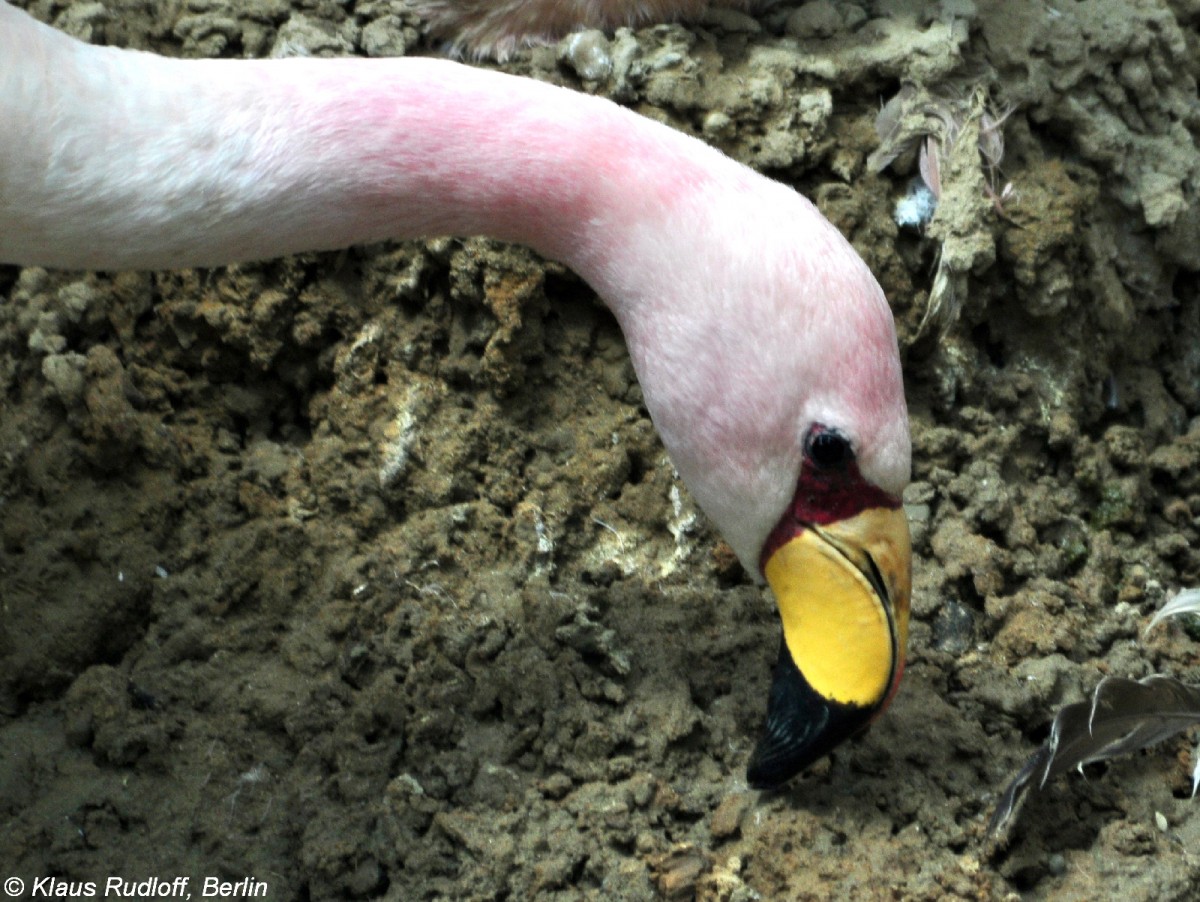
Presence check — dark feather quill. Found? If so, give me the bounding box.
[988,675,1200,842]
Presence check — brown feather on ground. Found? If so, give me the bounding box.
[414,0,761,59]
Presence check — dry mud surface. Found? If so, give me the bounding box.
[4,0,1200,898]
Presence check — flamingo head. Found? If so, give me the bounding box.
[746,422,911,789]
[606,174,913,789]
[739,239,911,790]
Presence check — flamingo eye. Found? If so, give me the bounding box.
[806,427,853,470]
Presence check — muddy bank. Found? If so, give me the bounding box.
[3,0,1200,898]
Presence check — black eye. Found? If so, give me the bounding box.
[807,428,852,469]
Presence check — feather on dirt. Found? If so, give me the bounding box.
[414,0,759,59]
[1145,587,1200,634]
[988,675,1200,844]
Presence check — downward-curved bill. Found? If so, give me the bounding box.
[748,506,911,789]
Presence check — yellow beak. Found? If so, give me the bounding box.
[747,505,911,789]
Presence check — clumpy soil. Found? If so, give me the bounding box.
[3,0,1200,898]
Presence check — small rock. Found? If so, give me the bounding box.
[361,16,409,57]
[42,352,87,406]
[785,1,843,39]
[710,792,751,840]
[539,772,573,799]
[932,601,976,655]
[270,13,355,58]
[650,844,709,900]
[560,30,612,82]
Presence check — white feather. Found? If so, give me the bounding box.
[1192,743,1200,800]
[1145,588,1200,635]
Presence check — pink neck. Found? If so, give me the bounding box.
[0,6,723,318]
[0,2,910,573]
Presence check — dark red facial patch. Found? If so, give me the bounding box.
[758,443,901,574]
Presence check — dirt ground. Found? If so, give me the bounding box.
[3,0,1200,898]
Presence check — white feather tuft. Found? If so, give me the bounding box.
[1192,743,1200,800]
[1145,588,1200,635]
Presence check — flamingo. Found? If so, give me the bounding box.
[0,0,911,788]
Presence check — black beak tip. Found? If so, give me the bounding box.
[747,637,877,791]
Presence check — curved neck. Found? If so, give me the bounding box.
[0,5,722,311]
[0,1,909,573]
